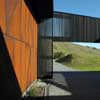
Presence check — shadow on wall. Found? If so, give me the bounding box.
[24,0,53,23]
[25,71,100,100]
[0,27,21,100]
[95,38,100,42]
[24,0,53,79]
[52,71,100,100]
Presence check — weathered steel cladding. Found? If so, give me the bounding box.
[54,12,100,42]
[72,15,100,42]
[0,0,37,92]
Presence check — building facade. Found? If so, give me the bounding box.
[53,12,100,42]
[0,0,53,98]
[0,0,100,98]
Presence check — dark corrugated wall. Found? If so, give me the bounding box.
[38,18,53,79]
[53,12,100,42]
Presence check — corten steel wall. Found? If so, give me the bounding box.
[0,0,37,92]
[53,12,100,42]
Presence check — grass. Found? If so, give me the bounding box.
[26,86,44,96]
[73,66,100,71]
[53,42,100,71]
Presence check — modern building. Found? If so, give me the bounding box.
[0,0,53,99]
[53,11,100,42]
[0,0,100,99]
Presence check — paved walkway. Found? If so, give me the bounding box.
[47,61,77,96]
[47,83,72,96]
[47,61,100,99]
[53,61,79,72]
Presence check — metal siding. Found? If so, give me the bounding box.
[38,18,53,78]
[53,12,100,42]
[0,0,6,34]
[0,0,37,93]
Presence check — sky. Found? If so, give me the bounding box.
[54,0,100,49]
[54,0,100,18]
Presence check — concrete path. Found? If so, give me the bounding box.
[47,83,72,96]
[47,61,77,96]
[47,61,100,100]
[53,61,79,72]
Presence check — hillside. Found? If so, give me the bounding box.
[53,42,100,71]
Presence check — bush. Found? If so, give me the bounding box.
[92,47,97,49]
[53,52,65,59]
[26,86,44,96]
[56,54,73,63]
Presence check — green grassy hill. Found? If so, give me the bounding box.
[53,42,100,71]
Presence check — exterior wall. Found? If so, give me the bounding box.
[53,12,100,42]
[0,0,37,92]
[71,14,100,42]
[38,18,53,78]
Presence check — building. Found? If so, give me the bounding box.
[53,11,100,42]
[0,0,100,99]
[0,0,53,99]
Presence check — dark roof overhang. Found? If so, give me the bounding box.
[24,0,53,23]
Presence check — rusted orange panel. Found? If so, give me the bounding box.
[21,0,37,47]
[8,0,38,47]
[20,43,27,92]
[20,44,31,92]
[13,40,22,91]
[20,43,31,92]
[13,39,37,92]
[12,40,27,92]
[1,0,37,93]
[21,0,29,43]
[30,48,37,80]
[4,36,14,65]
[8,0,21,40]
[0,0,6,34]
[7,0,19,20]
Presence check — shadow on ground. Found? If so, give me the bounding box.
[23,71,100,100]
[52,71,100,100]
